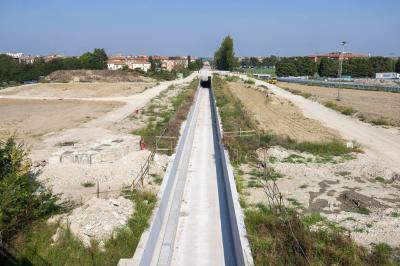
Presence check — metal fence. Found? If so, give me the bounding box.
[277,77,400,93]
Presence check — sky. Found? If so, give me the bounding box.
[1,0,399,57]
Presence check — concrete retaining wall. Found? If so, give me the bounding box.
[209,87,254,266]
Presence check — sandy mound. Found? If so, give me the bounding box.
[45,69,154,83]
[52,196,134,247]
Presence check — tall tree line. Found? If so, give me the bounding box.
[0,48,108,83]
[276,56,399,78]
[240,56,278,68]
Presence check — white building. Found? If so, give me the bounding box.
[107,60,126,70]
[127,59,151,72]
[375,72,400,79]
[107,57,151,72]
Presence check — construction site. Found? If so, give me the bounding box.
[1,2,400,264]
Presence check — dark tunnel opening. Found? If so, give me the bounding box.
[200,76,211,88]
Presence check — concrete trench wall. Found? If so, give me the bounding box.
[209,86,254,266]
[119,77,254,265]
[119,85,202,266]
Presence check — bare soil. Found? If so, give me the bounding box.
[241,146,400,247]
[278,82,400,126]
[0,81,156,98]
[228,81,340,142]
[0,98,122,146]
[45,69,155,83]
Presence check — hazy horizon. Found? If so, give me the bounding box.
[1,0,399,57]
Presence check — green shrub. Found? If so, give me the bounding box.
[0,137,63,246]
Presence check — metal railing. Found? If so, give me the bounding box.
[277,77,400,93]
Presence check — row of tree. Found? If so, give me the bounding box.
[240,56,278,68]
[276,56,400,78]
[0,48,108,83]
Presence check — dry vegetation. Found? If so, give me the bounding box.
[279,82,400,127]
[228,81,340,142]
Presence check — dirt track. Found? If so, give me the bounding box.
[278,82,400,126]
[228,82,340,142]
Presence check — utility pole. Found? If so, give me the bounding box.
[337,41,346,101]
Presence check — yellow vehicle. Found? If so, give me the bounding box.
[268,77,277,84]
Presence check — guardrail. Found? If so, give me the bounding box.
[277,77,400,93]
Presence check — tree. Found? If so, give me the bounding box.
[214,35,237,71]
[262,55,278,67]
[396,58,400,73]
[318,58,338,77]
[276,58,297,77]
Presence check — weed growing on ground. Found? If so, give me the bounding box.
[81,181,95,187]
[244,205,399,265]
[371,117,390,126]
[16,189,156,265]
[324,101,357,116]
[132,79,197,153]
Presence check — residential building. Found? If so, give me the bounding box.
[161,56,188,71]
[309,52,368,62]
[107,55,151,72]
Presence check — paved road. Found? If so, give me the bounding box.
[238,75,400,173]
[170,88,235,265]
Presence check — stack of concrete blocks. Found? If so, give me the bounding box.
[49,135,141,165]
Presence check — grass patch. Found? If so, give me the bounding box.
[245,205,399,265]
[132,79,197,154]
[303,212,324,227]
[247,180,263,188]
[283,87,312,99]
[15,189,157,265]
[324,101,357,116]
[150,173,163,185]
[81,181,95,188]
[244,79,255,85]
[358,207,371,215]
[283,154,307,164]
[371,117,390,126]
[390,212,400,218]
[375,176,387,183]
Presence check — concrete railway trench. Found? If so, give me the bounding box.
[120,72,253,266]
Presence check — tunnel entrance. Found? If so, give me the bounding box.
[200,76,211,88]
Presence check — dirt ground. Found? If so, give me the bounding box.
[45,69,155,83]
[0,81,156,98]
[240,146,400,247]
[278,82,400,126]
[0,98,122,146]
[228,81,340,142]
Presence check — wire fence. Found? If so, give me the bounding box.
[277,77,400,93]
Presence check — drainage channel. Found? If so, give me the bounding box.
[119,72,253,266]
